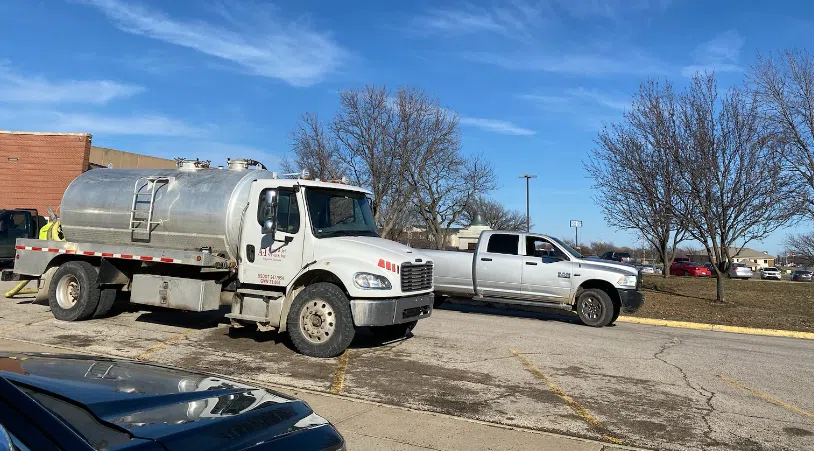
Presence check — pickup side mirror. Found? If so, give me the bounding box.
[260,190,278,238]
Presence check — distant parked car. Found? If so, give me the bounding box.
[729,263,753,280]
[601,251,632,263]
[759,267,781,280]
[791,270,813,282]
[638,264,658,274]
[673,257,690,264]
[670,261,712,277]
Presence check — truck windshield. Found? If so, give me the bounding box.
[305,188,379,238]
[548,236,584,259]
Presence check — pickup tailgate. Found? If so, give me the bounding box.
[421,249,475,296]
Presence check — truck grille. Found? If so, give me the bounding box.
[401,262,433,292]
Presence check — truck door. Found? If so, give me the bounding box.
[521,236,574,302]
[475,233,522,297]
[0,211,32,260]
[239,183,305,287]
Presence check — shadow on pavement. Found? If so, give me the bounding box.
[438,298,583,325]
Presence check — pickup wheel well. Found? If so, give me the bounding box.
[576,279,620,313]
[280,269,348,332]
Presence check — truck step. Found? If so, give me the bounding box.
[225,313,273,323]
[237,288,284,299]
[472,296,574,311]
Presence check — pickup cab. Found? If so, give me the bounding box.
[423,230,644,327]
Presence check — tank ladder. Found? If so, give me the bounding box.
[129,176,171,241]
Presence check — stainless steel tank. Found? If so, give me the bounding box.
[60,166,276,260]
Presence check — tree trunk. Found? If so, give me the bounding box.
[715,275,725,303]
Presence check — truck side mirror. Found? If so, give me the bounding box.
[261,190,278,237]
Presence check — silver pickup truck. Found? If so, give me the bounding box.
[423,230,644,327]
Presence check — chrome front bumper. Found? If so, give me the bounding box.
[350,293,434,326]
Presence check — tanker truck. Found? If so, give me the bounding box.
[11,159,434,357]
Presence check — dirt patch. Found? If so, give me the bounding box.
[632,276,814,332]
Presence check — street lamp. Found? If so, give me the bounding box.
[570,220,582,248]
[519,174,537,232]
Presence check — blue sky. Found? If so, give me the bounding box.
[1,0,812,253]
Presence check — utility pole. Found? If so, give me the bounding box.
[519,174,537,232]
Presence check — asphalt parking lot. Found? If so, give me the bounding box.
[0,285,812,451]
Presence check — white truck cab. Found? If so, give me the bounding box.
[424,230,643,327]
[13,163,434,358]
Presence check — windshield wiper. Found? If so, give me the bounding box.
[320,230,379,238]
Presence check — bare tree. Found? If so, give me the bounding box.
[783,233,814,266]
[283,113,343,180]
[410,152,497,249]
[671,73,796,302]
[586,79,687,277]
[330,86,413,240]
[461,197,529,231]
[751,50,814,218]
[283,85,494,243]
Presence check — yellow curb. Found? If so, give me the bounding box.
[616,316,814,340]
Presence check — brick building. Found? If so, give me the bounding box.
[0,131,175,215]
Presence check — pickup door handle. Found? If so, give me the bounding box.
[480,257,492,261]
[525,261,538,266]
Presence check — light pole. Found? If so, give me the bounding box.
[519,174,537,232]
[570,220,582,248]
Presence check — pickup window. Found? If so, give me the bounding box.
[526,236,569,261]
[486,234,519,255]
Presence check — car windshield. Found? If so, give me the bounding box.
[764,267,778,271]
[548,237,583,258]
[305,188,379,238]
[617,252,631,258]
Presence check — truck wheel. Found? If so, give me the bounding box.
[92,289,118,318]
[576,289,614,327]
[286,283,355,358]
[371,321,417,342]
[48,261,102,322]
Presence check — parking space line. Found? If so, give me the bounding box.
[719,375,813,419]
[329,350,351,394]
[0,318,53,335]
[136,317,218,361]
[509,349,622,444]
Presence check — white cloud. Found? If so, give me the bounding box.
[0,65,143,104]
[410,2,544,39]
[459,117,536,136]
[681,30,744,77]
[52,113,209,137]
[0,108,209,137]
[554,0,672,20]
[467,51,667,77]
[77,0,347,87]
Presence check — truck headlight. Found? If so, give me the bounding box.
[617,275,637,287]
[354,272,391,289]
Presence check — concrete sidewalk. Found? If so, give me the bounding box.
[0,338,637,451]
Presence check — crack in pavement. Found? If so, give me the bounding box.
[653,337,718,450]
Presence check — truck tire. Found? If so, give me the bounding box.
[92,289,118,318]
[286,283,355,358]
[48,261,102,322]
[576,289,614,327]
[371,321,417,342]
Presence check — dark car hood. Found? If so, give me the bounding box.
[0,353,340,450]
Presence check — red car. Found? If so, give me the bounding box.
[670,261,712,277]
